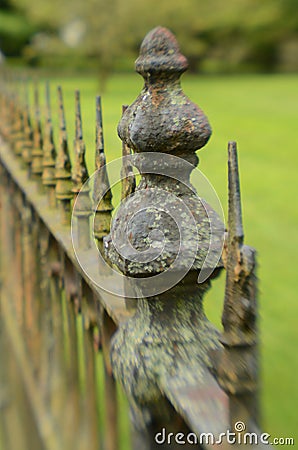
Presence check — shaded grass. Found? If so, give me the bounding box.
[32,72,298,443]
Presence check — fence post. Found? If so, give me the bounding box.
[105,27,225,449]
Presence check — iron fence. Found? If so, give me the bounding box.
[0,27,270,450]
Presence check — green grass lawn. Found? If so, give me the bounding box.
[30,71,298,444]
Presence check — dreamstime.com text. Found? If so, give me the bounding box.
[155,422,294,446]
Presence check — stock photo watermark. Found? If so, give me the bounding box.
[154,422,294,446]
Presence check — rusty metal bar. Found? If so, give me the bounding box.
[81,281,100,450]
[101,311,119,450]
[48,238,68,421]
[63,255,81,442]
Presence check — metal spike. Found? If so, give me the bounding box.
[31,82,44,181]
[218,141,259,426]
[75,89,83,141]
[227,141,244,244]
[55,85,73,224]
[95,95,104,161]
[72,90,92,249]
[21,80,33,170]
[72,90,89,193]
[93,96,113,245]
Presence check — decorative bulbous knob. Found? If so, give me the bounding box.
[118,27,211,157]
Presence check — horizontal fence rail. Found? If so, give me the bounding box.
[0,27,271,450]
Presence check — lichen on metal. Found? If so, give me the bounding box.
[92,95,113,244]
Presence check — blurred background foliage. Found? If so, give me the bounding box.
[0,0,298,83]
[0,0,298,443]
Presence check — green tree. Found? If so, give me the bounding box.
[8,0,298,76]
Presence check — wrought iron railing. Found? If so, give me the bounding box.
[0,27,270,450]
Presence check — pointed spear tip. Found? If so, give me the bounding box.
[57,85,66,131]
[75,89,83,141]
[95,95,104,155]
[227,140,243,239]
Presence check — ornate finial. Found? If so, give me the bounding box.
[218,141,258,426]
[93,96,113,245]
[42,82,57,207]
[106,27,223,277]
[72,90,89,193]
[118,26,211,158]
[31,83,44,181]
[21,81,33,169]
[107,29,224,443]
[120,104,136,200]
[55,85,73,224]
[72,90,92,250]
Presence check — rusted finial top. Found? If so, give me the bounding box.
[118,26,211,157]
[106,28,223,278]
[135,26,188,78]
